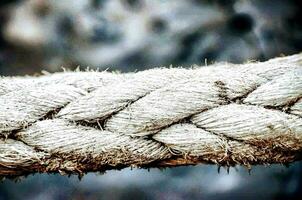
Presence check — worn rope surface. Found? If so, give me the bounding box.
[0,54,301,177]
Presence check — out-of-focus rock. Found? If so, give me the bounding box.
[1,0,301,74]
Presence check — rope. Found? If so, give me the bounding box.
[0,54,301,177]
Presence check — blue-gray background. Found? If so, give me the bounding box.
[0,0,301,199]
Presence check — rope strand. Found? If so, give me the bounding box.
[0,53,301,177]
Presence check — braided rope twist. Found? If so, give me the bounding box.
[0,54,301,177]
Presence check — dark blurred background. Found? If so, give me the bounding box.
[0,0,301,199]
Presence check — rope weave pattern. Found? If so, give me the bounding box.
[0,54,301,176]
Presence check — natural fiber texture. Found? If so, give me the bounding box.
[0,54,301,177]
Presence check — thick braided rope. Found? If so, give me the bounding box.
[0,54,301,177]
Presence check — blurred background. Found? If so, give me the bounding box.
[0,0,301,199]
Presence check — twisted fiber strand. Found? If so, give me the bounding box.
[0,54,301,177]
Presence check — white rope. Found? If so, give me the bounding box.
[0,54,301,177]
